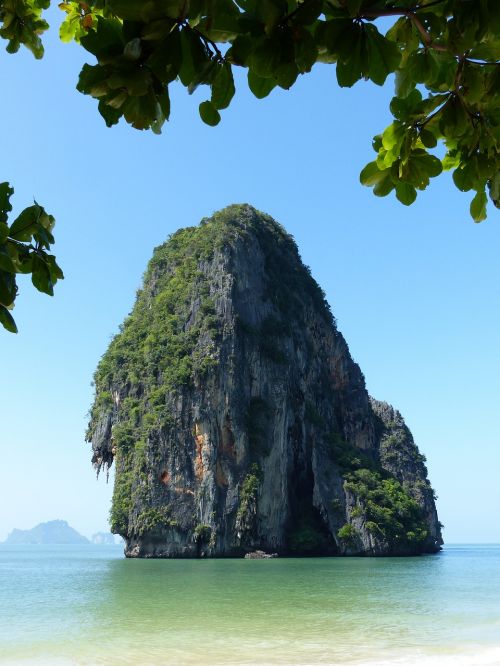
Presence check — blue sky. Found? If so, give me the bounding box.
[1,8,499,542]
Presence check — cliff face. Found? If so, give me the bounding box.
[87,205,442,557]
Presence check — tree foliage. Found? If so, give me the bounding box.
[0,183,63,333]
[0,0,498,331]
[63,0,499,221]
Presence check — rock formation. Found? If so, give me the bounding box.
[87,205,442,557]
[4,520,89,545]
[91,532,119,545]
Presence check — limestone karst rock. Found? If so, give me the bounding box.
[4,520,89,545]
[87,205,442,557]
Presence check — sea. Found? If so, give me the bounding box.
[0,544,499,665]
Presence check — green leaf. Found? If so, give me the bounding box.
[488,171,500,208]
[419,128,437,149]
[141,19,177,42]
[0,182,14,224]
[122,93,158,130]
[179,27,209,87]
[198,13,240,42]
[107,91,128,109]
[108,66,152,97]
[256,0,286,34]
[31,255,54,296]
[147,28,182,83]
[16,254,33,275]
[105,0,147,20]
[248,70,276,98]
[318,19,356,61]
[45,255,65,282]
[439,97,470,138]
[386,16,418,50]
[427,51,457,91]
[0,270,17,306]
[345,0,363,16]
[394,68,415,99]
[275,61,298,89]
[249,37,281,78]
[453,167,473,192]
[187,59,218,95]
[60,12,83,44]
[360,161,395,197]
[406,50,440,85]
[0,247,16,273]
[461,63,486,105]
[0,304,17,333]
[470,190,487,222]
[151,91,171,135]
[373,171,395,197]
[365,24,401,86]
[390,90,422,122]
[294,28,318,74]
[395,182,417,205]
[380,122,405,166]
[37,207,55,232]
[442,151,461,171]
[336,25,367,88]
[403,151,443,189]
[469,40,500,62]
[77,64,112,98]
[196,0,239,35]
[227,35,254,67]
[0,223,8,244]
[360,161,384,186]
[211,63,235,110]
[98,100,122,127]
[382,122,404,150]
[199,101,221,126]
[9,205,41,241]
[80,17,123,59]
[291,0,322,26]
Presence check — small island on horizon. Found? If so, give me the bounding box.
[3,521,121,546]
[4,520,89,545]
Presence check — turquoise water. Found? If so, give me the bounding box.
[1,545,499,665]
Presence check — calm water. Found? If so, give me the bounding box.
[0,544,499,665]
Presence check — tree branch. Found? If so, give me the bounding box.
[190,25,224,61]
[464,58,500,66]
[361,7,448,52]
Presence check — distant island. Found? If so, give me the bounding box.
[4,520,89,545]
[91,532,120,545]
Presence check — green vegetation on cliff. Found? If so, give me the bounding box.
[236,464,261,522]
[326,427,430,550]
[344,469,429,547]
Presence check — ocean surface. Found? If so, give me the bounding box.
[0,544,499,665]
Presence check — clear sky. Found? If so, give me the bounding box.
[1,8,499,543]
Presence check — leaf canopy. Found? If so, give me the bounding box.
[2,0,498,220]
[52,0,500,220]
